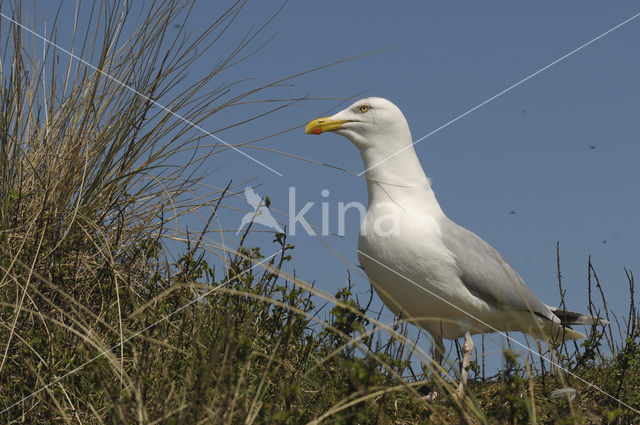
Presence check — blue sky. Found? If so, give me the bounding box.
[226,2,640,330]
[24,1,640,371]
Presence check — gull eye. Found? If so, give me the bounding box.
[357,105,370,113]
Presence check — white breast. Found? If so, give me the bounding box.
[358,203,493,339]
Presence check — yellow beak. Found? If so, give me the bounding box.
[304,117,348,135]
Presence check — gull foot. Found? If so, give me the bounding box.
[423,390,439,401]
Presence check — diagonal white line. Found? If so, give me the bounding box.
[1,250,283,415]
[358,11,640,176]
[0,12,283,176]
[357,249,640,414]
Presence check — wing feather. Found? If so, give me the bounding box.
[439,217,554,321]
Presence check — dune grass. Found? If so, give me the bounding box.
[0,1,638,423]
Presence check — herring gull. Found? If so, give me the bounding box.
[305,97,606,396]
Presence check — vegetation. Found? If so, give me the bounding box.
[0,1,638,423]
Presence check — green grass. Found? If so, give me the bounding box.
[0,1,638,423]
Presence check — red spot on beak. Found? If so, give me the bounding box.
[312,127,322,135]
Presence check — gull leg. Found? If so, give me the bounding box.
[456,331,474,397]
[425,335,445,400]
[433,334,445,365]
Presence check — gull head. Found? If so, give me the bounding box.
[304,97,412,151]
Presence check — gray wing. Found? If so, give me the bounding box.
[439,217,554,321]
